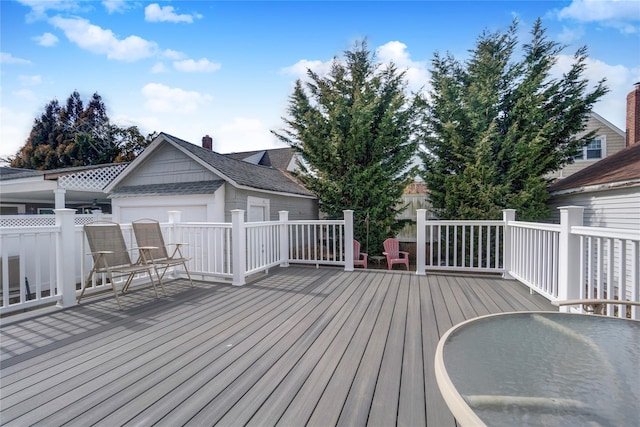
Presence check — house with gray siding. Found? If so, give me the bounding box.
[106,133,318,223]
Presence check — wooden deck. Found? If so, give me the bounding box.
[0,266,555,426]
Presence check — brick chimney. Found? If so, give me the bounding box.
[626,83,640,147]
[202,134,213,150]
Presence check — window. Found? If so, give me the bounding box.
[574,136,605,161]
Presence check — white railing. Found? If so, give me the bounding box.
[508,221,561,300]
[288,220,345,266]
[423,220,504,273]
[1,225,59,310]
[3,206,637,319]
[572,226,640,319]
[416,207,640,319]
[177,222,233,279]
[0,209,352,314]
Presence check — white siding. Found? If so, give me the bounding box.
[548,186,640,229]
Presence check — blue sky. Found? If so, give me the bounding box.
[1,0,639,162]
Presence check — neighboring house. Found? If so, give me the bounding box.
[548,112,626,180]
[547,142,640,229]
[547,85,640,229]
[0,163,127,214]
[224,147,299,172]
[106,132,318,223]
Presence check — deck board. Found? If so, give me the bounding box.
[0,266,556,427]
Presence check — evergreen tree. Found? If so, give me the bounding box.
[9,91,153,169]
[420,19,608,220]
[273,41,422,253]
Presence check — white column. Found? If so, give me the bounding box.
[54,188,66,209]
[416,209,427,276]
[557,206,584,310]
[231,209,246,286]
[502,209,516,280]
[279,211,290,267]
[55,209,77,308]
[344,210,354,271]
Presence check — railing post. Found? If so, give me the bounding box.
[231,209,246,286]
[55,208,77,308]
[168,210,181,245]
[502,209,516,280]
[557,206,584,310]
[416,209,427,276]
[344,210,354,271]
[279,211,290,267]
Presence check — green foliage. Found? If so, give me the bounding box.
[9,91,154,170]
[420,19,608,221]
[273,41,422,253]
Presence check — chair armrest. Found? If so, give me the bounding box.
[400,251,410,257]
[90,250,114,255]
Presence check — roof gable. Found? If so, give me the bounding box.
[107,133,314,198]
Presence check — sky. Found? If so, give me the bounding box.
[1,0,639,163]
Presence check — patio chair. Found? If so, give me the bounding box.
[382,238,410,270]
[132,218,193,287]
[79,221,164,309]
[552,299,640,316]
[353,240,368,269]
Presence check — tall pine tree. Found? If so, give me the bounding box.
[10,91,152,169]
[420,19,608,220]
[273,41,422,253]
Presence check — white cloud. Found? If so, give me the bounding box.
[18,75,42,86]
[33,32,59,47]
[376,41,429,93]
[102,0,128,14]
[49,15,158,61]
[173,58,221,73]
[557,0,640,33]
[144,3,201,23]
[17,0,83,22]
[552,54,638,130]
[141,83,212,114]
[0,106,32,160]
[0,52,31,65]
[556,26,586,44]
[151,62,167,73]
[216,117,280,153]
[13,89,38,102]
[281,59,334,79]
[163,49,186,60]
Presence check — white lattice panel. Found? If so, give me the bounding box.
[0,216,56,227]
[0,214,113,227]
[58,164,128,190]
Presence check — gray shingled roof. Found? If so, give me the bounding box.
[161,133,313,197]
[0,167,42,180]
[549,143,640,193]
[110,180,224,198]
[224,147,294,170]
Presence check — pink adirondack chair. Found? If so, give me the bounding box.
[383,238,409,270]
[353,240,368,269]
